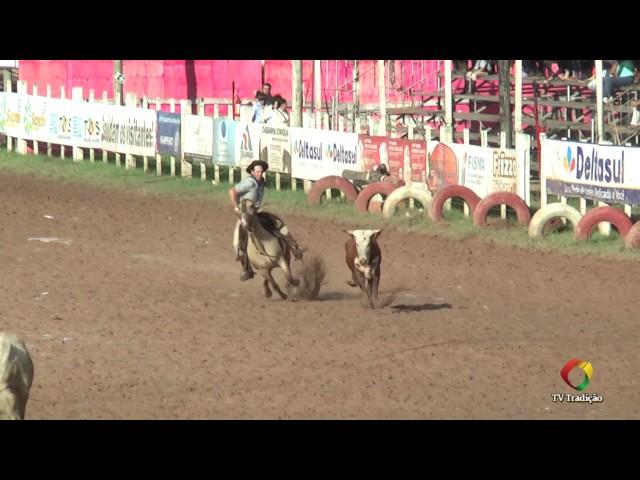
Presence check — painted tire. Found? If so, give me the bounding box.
[382,186,432,219]
[624,221,640,249]
[428,185,481,222]
[355,182,399,213]
[472,192,531,227]
[307,176,358,206]
[575,206,631,241]
[528,203,583,238]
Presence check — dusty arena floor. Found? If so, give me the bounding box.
[1,171,639,419]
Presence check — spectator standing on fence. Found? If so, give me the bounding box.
[261,82,273,105]
[251,91,267,123]
[270,95,290,126]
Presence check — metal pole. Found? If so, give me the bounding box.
[314,60,322,128]
[378,60,386,136]
[499,60,513,148]
[514,60,522,135]
[113,60,123,105]
[353,60,359,132]
[291,60,303,128]
[444,60,453,139]
[595,60,604,143]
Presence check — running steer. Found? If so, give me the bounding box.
[344,229,382,308]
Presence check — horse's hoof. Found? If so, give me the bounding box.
[240,271,254,282]
[346,280,357,287]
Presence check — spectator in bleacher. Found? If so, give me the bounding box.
[453,60,469,73]
[602,60,636,103]
[522,60,545,77]
[269,95,290,126]
[554,60,594,80]
[579,60,594,79]
[557,60,582,80]
[465,60,493,81]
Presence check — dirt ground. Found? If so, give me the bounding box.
[1,170,639,419]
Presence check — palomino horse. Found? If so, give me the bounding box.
[239,199,300,300]
[0,332,34,420]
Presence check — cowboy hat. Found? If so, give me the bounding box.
[246,160,269,174]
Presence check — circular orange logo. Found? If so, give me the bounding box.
[428,143,458,193]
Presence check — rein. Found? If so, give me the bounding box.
[245,217,281,261]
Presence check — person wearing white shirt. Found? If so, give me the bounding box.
[270,95,289,126]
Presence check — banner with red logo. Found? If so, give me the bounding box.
[427,141,523,198]
[357,135,388,174]
[409,140,427,184]
[233,121,262,171]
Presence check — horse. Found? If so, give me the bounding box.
[238,199,301,300]
[0,332,34,420]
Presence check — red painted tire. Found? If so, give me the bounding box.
[575,206,631,241]
[428,185,481,222]
[307,176,358,206]
[624,221,640,249]
[472,192,531,227]
[355,182,399,213]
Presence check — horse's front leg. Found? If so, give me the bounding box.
[262,276,273,298]
[278,255,299,287]
[264,269,287,300]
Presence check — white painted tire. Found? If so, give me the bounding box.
[528,202,583,238]
[382,186,432,219]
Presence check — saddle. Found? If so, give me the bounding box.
[240,211,304,261]
[256,211,286,237]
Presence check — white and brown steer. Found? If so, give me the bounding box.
[344,229,382,308]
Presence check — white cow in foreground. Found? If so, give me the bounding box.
[0,333,34,420]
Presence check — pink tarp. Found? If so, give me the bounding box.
[17,60,440,106]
